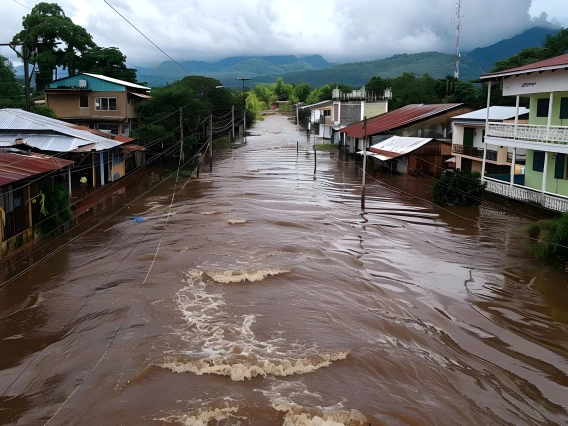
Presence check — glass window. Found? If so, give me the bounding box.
[536,98,549,118]
[80,96,88,108]
[109,98,117,110]
[94,97,117,111]
[533,151,545,172]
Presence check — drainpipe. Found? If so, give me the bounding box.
[481,81,492,181]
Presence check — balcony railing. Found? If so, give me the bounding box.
[452,144,497,161]
[487,123,568,144]
[484,177,568,213]
[79,107,89,117]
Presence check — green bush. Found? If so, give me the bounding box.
[432,170,485,206]
[526,212,568,265]
[39,183,73,235]
[314,144,336,152]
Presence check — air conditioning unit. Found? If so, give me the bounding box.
[79,79,88,89]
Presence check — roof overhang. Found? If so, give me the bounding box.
[129,92,151,99]
[357,151,396,161]
[481,64,568,80]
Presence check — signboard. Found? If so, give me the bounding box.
[502,69,568,96]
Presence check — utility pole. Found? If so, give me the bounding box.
[236,77,250,144]
[231,105,235,142]
[179,108,184,163]
[209,115,213,172]
[361,116,367,212]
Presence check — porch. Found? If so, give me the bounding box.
[484,177,568,213]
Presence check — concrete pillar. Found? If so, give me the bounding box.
[546,92,554,141]
[541,151,549,205]
[514,96,520,139]
[510,148,516,187]
[100,152,105,186]
[481,82,492,181]
[26,184,32,229]
[92,152,96,187]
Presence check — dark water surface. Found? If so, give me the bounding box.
[1,114,567,425]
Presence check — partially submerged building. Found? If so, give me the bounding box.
[44,73,151,137]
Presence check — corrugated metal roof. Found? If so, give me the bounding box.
[453,106,530,121]
[481,53,568,79]
[340,104,463,138]
[300,100,333,110]
[0,109,123,152]
[0,151,74,186]
[369,136,434,158]
[83,73,150,91]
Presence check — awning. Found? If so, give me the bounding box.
[357,151,394,162]
[445,157,456,163]
[129,92,152,99]
[122,144,145,152]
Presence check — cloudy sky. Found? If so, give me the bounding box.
[1,0,565,68]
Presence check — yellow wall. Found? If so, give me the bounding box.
[529,91,568,126]
[46,91,130,119]
[525,150,568,196]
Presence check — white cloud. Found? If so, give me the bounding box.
[1,0,564,68]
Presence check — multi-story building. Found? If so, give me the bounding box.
[480,53,568,213]
[451,107,529,177]
[44,73,151,137]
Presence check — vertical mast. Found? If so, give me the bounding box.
[454,0,463,80]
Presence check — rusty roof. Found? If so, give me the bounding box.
[480,53,568,79]
[0,151,74,187]
[340,104,463,139]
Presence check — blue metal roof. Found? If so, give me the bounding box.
[47,73,150,92]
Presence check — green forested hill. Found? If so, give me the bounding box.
[244,52,485,88]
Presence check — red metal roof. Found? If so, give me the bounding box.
[0,152,74,187]
[481,53,568,79]
[340,104,463,139]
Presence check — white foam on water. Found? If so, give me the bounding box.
[207,268,290,283]
[159,351,349,381]
[227,219,247,225]
[154,269,348,381]
[200,211,225,215]
[271,399,367,426]
[158,406,238,426]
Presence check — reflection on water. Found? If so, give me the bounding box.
[0,115,567,425]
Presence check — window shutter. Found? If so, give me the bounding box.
[555,153,566,179]
[536,99,550,118]
[533,151,545,172]
[560,98,568,120]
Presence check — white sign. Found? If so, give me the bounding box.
[502,69,568,96]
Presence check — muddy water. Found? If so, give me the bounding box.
[1,114,568,426]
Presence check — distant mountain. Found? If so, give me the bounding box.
[241,52,485,88]
[465,26,560,70]
[135,54,333,87]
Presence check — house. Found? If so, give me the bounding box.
[0,109,145,194]
[300,86,390,142]
[360,136,452,177]
[451,107,529,179]
[0,150,74,256]
[44,73,151,137]
[480,53,568,213]
[340,103,474,154]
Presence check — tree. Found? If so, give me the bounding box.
[12,2,96,88]
[30,104,57,118]
[0,55,23,108]
[252,84,277,107]
[292,82,311,103]
[432,170,485,206]
[274,77,293,99]
[79,47,137,83]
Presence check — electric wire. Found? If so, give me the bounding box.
[103,0,193,77]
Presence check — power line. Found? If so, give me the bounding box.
[12,0,31,9]
[103,0,192,77]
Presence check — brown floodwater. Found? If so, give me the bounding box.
[1,114,567,426]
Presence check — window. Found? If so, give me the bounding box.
[95,123,119,135]
[555,153,567,179]
[536,98,549,118]
[80,96,88,108]
[95,97,117,111]
[560,97,568,120]
[533,151,545,172]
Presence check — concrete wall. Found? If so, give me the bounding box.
[46,91,129,119]
[528,91,568,127]
[525,150,568,196]
[364,101,388,119]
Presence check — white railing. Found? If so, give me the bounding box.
[487,123,568,144]
[484,177,568,213]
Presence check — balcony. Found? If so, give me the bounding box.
[487,123,568,145]
[484,177,568,213]
[452,144,497,161]
[506,152,526,164]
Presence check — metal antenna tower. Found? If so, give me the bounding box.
[454,0,463,79]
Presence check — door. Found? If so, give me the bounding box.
[461,158,472,172]
[463,128,474,147]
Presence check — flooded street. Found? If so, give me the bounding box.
[1,114,568,425]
